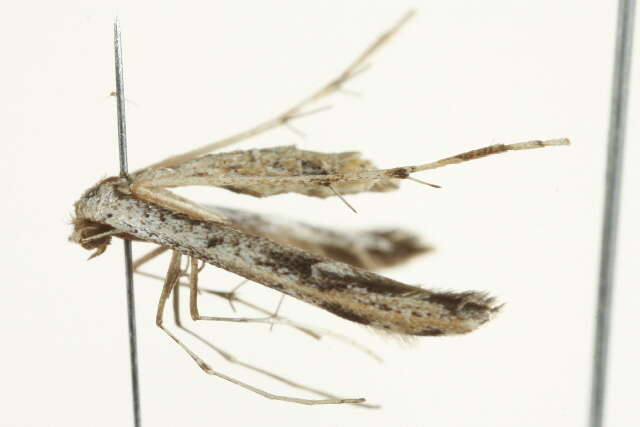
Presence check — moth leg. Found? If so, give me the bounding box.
[135,138,570,193]
[141,270,320,339]
[138,269,382,361]
[156,251,366,405]
[187,257,302,326]
[170,259,377,409]
[187,257,277,325]
[185,257,385,361]
[224,279,249,313]
[137,11,415,173]
[269,294,286,332]
[132,245,169,270]
[155,250,182,327]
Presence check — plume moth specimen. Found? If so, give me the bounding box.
[70,11,569,405]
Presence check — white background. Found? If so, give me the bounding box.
[2,1,639,426]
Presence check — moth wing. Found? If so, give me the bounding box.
[131,145,401,199]
[204,204,431,270]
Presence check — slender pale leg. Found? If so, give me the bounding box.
[155,251,366,405]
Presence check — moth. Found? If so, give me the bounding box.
[70,11,569,405]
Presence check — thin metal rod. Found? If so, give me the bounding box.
[114,18,142,427]
[589,1,635,427]
[114,19,129,176]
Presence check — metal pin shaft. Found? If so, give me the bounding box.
[114,18,142,427]
[589,1,635,426]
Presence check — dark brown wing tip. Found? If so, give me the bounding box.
[365,229,433,269]
[315,228,431,270]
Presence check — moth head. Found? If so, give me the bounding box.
[69,217,114,259]
[69,176,126,259]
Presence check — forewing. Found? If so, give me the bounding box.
[132,146,400,199]
[205,204,431,270]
